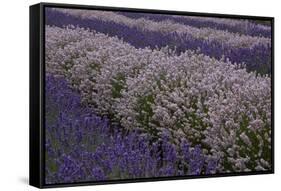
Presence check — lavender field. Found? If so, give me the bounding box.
[44,7,272,184]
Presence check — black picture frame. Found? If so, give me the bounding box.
[30,2,274,188]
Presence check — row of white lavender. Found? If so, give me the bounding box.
[52,8,270,49]
[46,25,271,173]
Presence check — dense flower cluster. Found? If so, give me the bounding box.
[52,8,270,48]
[119,12,271,38]
[46,8,271,74]
[116,52,271,172]
[45,7,272,183]
[45,75,216,184]
[45,25,271,173]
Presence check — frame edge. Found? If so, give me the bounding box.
[29,3,43,188]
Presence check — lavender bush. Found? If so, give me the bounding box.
[51,8,270,48]
[44,7,272,184]
[45,25,271,173]
[45,75,217,184]
[46,8,271,74]
[118,12,271,38]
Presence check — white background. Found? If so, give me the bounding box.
[0,0,279,190]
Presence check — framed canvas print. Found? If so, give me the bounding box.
[29,2,274,188]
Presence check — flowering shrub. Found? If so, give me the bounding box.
[45,25,271,173]
[51,8,270,48]
[45,75,216,184]
[45,7,272,183]
[116,52,271,172]
[119,12,271,38]
[46,8,271,74]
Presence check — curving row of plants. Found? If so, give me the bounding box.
[52,8,270,48]
[46,25,271,173]
[45,74,217,184]
[118,11,271,38]
[45,8,272,74]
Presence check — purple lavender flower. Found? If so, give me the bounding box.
[45,75,217,184]
[118,12,271,38]
[45,8,271,74]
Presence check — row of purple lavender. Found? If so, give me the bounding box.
[44,7,272,184]
[45,75,217,184]
[46,8,271,74]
